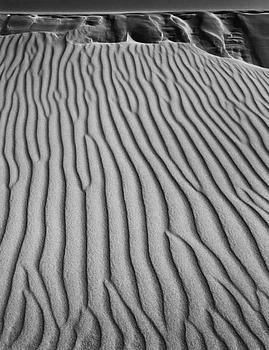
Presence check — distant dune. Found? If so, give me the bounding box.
[1,12,269,67]
[0,21,269,349]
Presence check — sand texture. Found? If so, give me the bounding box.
[0,31,269,349]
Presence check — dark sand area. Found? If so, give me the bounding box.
[1,12,269,68]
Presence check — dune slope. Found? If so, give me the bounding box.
[0,33,269,349]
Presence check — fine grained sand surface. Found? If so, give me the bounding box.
[0,31,269,350]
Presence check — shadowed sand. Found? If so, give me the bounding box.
[1,12,269,68]
[0,31,269,349]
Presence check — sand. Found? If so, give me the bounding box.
[0,29,269,349]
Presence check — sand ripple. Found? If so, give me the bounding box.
[0,33,269,349]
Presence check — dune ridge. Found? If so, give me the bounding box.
[1,12,269,68]
[0,32,269,349]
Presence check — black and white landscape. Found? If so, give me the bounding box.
[0,11,269,350]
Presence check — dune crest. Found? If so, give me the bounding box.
[1,12,269,67]
[0,29,269,349]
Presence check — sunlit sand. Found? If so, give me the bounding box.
[0,12,269,349]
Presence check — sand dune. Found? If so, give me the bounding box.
[0,30,269,349]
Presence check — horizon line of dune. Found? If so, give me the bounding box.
[1,11,269,68]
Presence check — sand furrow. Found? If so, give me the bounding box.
[90,46,167,348]
[109,46,192,324]
[0,33,269,349]
[102,45,168,332]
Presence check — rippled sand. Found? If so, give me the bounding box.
[0,28,269,349]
